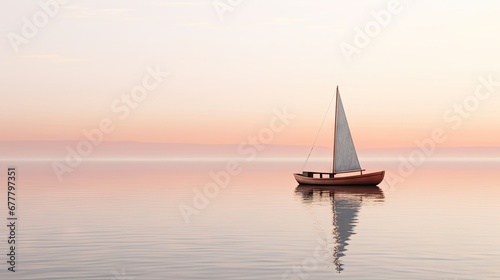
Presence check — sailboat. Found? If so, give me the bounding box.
[294,87,385,186]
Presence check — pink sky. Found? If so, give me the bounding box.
[0,0,499,148]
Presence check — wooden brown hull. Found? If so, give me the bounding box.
[293,171,385,186]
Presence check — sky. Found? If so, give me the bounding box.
[0,0,499,148]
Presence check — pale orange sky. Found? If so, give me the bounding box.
[0,0,499,148]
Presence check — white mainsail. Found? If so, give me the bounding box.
[333,89,361,173]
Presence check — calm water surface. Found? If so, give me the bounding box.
[1,159,499,279]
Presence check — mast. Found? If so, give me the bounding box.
[332,86,339,174]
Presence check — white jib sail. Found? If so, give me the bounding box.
[334,92,361,173]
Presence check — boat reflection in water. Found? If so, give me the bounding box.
[295,185,385,273]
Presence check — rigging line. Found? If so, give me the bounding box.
[300,91,336,172]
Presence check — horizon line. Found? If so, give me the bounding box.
[1,157,500,162]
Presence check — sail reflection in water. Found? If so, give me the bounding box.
[295,185,385,272]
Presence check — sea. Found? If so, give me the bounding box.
[0,158,499,279]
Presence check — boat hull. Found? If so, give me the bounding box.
[293,171,385,186]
